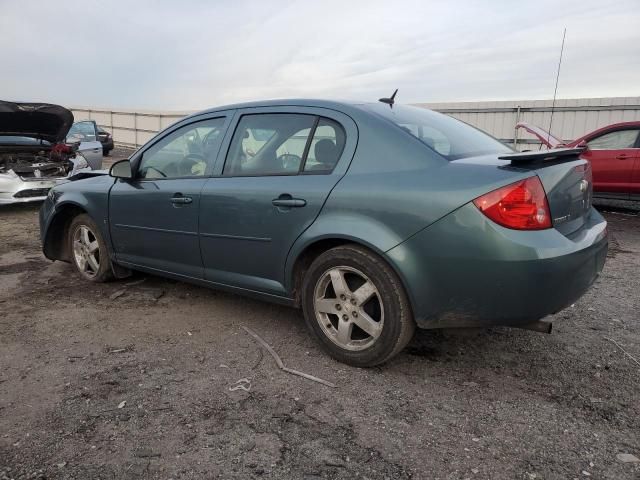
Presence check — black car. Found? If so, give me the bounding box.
[97,127,114,156]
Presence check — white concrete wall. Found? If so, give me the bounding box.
[70,97,640,150]
[71,107,191,148]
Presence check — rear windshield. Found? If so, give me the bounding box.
[363,104,512,161]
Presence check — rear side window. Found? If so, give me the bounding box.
[223,114,345,176]
[363,104,512,161]
[303,118,346,173]
[587,129,639,150]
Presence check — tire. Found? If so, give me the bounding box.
[301,244,415,367]
[68,214,113,282]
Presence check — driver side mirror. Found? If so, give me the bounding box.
[110,159,133,179]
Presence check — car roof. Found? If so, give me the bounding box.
[570,121,640,144]
[186,98,372,119]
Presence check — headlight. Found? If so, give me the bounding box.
[47,187,63,204]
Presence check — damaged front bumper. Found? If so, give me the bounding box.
[0,159,90,205]
[0,174,61,204]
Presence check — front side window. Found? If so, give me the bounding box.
[67,121,97,142]
[587,129,639,150]
[138,117,225,179]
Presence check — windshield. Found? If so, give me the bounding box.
[363,104,512,160]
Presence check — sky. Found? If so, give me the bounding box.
[1,0,638,111]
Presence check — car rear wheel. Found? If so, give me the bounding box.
[301,244,415,367]
[68,214,113,282]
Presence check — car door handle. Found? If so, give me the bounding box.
[272,194,306,208]
[171,194,193,205]
[615,154,630,159]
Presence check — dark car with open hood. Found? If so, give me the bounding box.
[0,100,94,205]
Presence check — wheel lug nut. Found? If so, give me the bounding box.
[335,304,342,311]
[342,314,348,321]
[350,299,356,305]
[352,311,358,317]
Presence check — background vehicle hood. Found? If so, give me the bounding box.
[0,100,74,144]
[515,121,563,148]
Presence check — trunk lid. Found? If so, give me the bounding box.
[453,148,593,236]
[0,100,74,144]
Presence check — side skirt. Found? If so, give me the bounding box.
[116,260,297,308]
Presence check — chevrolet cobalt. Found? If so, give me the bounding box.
[40,99,608,366]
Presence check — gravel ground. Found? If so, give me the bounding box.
[0,199,638,480]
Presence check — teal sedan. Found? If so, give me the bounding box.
[39,99,608,367]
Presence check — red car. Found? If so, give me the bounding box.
[516,121,640,200]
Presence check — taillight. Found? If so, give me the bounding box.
[473,176,552,230]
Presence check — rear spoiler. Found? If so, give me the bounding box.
[499,147,584,164]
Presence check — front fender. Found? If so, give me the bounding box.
[40,176,114,261]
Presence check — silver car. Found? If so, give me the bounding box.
[0,101,102,205]
[65,120,104,169]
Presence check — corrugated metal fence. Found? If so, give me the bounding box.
[71,97,640,150]
[419,97,640,150]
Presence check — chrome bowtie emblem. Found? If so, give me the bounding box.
[579,179,589,192]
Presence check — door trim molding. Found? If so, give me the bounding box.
[199,232,271,242]
[114,223,198,236]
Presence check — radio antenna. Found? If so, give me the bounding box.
[545,28,566,149]
[379,89,398,107]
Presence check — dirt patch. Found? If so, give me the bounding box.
[0,202,639,479]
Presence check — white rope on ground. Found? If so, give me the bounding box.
[242,326,337,388]
[604,336,640,368]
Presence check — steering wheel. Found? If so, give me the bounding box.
[277,153,302,172]
[179,153,206,176]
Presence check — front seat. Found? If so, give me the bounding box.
[308,138,339,172]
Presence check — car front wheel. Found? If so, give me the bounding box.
[68,214,113,282]
[301,244,415,367]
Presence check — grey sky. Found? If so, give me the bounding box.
[1,0,638,110]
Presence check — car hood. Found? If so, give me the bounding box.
[0,100,74,144]
[515,121,563,148]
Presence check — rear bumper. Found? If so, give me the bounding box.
[386,203,608,329]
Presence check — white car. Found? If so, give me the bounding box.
[0,101,102,205]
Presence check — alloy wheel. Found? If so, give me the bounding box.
[313,266,384,351]
[72,225,100,279]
